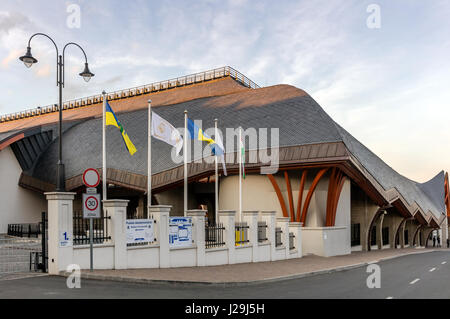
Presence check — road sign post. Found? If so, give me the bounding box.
[82,168,101,272]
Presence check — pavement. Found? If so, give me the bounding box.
[1,249,450,298]
[65,247,447,285]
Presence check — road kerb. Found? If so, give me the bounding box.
[58,248,441,286]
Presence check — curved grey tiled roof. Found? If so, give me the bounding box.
[33,85,343,181]
[30,83,445,219]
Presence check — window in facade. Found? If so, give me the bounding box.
[351,223,361,246]
[382,227,389,246]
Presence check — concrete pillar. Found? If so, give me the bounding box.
[103,199,129,270]
[243,211,259,262]
[413,224,422,247]
[261,211,276,261]
[277,217,290,258]
[377,212,385,250]
[150,205,171,268]
[45,192,76,275]
[388,215,404,249]
[288,222,303,258]
[423,227,434,248]
[186,209,206,267]
[441,218,448,249]
[399,218,407,248]
[218,210,236,264]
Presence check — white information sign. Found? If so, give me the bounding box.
[126,219,154,244]
[82,193,101,218]
[169,217,193,248]
[59,230,72,247]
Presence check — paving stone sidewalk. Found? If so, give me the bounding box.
[72,247,449,285]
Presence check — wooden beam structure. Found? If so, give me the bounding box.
[296,170,308,223]
[267,174,289,218]
[300,168,328,225]
[284,171,295,222]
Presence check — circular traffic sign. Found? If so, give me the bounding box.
[82,168,100,188]
[85,196,99,211]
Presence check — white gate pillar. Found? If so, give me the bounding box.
[243,211,259,262]
[219,210,236,264]
[186,210,206,266]
[45,192,76,275]
[289,222,303,258]
[261,211,276,261]
[150,205,171,268]
[103,199,129,269]
[277,217,290,258]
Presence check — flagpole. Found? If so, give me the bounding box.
[184,110,188,216]
[239,126,242,223]
[148,99,152,218]
[214,118,219,225]
[102,91,107,202]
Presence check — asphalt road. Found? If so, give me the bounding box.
[1,250,450,299]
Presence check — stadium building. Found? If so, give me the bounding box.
[1,66,449,257]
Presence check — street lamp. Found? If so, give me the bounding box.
[19,33,95,192]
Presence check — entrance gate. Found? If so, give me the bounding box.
[0,212,47,278]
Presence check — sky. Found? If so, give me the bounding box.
[0,0,449,182]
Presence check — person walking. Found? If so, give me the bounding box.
[433,236,436,247]
[437,236,441,247]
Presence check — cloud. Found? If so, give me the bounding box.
[0,11,32,35]
[1,48,21,68]
[34,64,51,77]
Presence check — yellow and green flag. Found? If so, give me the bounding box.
[105,101,137,155]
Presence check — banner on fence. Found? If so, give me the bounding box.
[126,219,154,244]
[169,217,192,248]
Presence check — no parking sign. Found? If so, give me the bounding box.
[83,193,101,218]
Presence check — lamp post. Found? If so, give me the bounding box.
[19,33,94,192]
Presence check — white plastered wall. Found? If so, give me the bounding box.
[0,146,47,233]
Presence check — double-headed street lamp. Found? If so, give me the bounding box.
[19,33,94,192]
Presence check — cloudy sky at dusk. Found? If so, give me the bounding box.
[0,0,449,182]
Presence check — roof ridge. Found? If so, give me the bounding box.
[0,66,259,123]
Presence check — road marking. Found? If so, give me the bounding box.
[429,268,436,272]
[442,261,447,265]
[410,278,420,285]
[386,296,394,299]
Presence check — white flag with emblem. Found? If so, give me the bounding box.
[151,111,183,155]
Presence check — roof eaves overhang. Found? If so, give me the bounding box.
[22,142,353,194]
[345,149,443,223]
[412,207,428,226]
[0,131,25,151]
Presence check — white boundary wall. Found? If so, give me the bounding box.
[0,147,46,233]
[45,195,304,274]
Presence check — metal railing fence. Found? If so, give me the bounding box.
[258,221,268,243]
[275,227,283,247]
[73,211,111,245]
[235,222,249,246]
[205,223,226,249]
[289,232,295,250]
[7,223,41,238]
